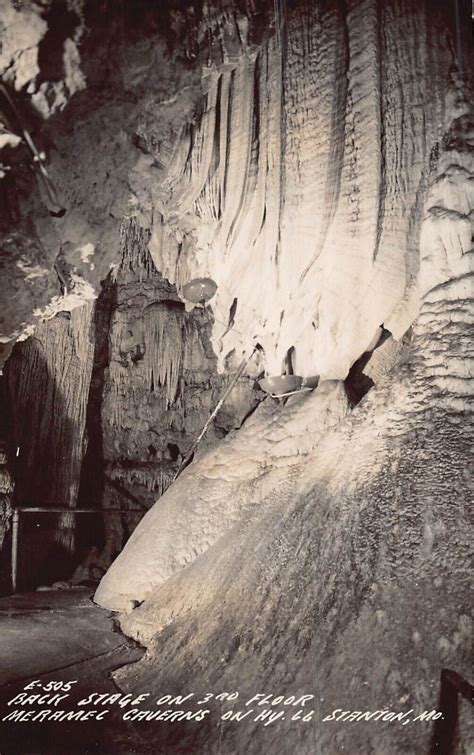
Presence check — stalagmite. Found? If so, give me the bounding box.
[4,303,94,551]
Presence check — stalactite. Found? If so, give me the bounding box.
[108,466,175,497]
[107,361,135,428]
[120,217,155,280]
[139,0,455,383]
[143,303,187,408]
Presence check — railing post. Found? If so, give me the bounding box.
[11,509,19,593]
[8,507,142,595]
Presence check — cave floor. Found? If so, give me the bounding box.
[0,589,153,754]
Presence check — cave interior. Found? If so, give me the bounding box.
[0,1,472,754]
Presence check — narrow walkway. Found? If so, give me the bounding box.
[0,589,150,754]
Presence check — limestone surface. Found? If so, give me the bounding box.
[93,5,473,751]
[95,380,349,611]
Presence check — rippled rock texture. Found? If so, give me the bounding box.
[132,0,472,381]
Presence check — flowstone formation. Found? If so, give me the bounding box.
[97,55,473,749]
[108,274,473,755]
[93,1,473,754]
[2,0,469,381]
[131,0,471,381]
[95,380,349,611]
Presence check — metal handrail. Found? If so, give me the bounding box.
[429,669,473,754]
[10,505,143,593]
[173,343,261,482]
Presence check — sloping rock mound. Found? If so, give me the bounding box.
[94,90,473,746]
[107,275,472,754]
[95,381,349,611]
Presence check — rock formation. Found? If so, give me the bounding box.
[82,218,258,568]
[0,0,472,752]
[95,2,473,753]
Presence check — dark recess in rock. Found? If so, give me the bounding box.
[344,353,375,407]
[37,1,80,84]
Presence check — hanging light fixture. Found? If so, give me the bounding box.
[182,277,217,305]
[258,375,319,398]
[259,375,303,397]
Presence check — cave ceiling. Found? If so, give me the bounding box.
[0,0,472,383]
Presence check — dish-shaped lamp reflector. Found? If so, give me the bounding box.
[182,277,217,304]
[259,375,303,396]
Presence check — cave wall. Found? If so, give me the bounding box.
[109,271,473,755]
[0,0,471,748]
[0,431,14,593]
[131,0,470,382]
[93,2,473,753]
[1,217,259,585]
[0,0,201,358]
[4,303,94,517]
[2,0,469,385]
[0,0,91,356]
[81,219,259,568]
[2,302,94,587]
[97,77,474,748]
